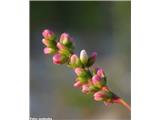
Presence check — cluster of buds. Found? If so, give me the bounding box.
[42,29,74,64]
[41,29,131,111]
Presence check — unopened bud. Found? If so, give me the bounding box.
[43,47,55,54]
[97,68,105,78]
[52,53,67,64]
[60,33,70,43]
[92,75,106,88]
[73,81,83,88]
[70,54,82,68]
[59,33,74,49]
[80,50,88,65]
[87,52,97,67]
[42,29,55,40]
[82,84,90,94]
[93,91,107,101]
[70,54,78,63]
[42,38,49,46]
[74,67,85,76]
[56,42,66,50]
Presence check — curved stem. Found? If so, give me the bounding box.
[102,87,131,111]
[114,98,131,111]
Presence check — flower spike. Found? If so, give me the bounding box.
[41,29,131,111]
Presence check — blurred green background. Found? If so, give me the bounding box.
[30,1,130,120]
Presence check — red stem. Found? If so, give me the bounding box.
[102,87,131,111]
[114,98,131,111]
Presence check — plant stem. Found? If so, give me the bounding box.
[114,98,131,111]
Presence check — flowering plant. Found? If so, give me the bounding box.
[41,29,131,111]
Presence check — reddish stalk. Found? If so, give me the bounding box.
[102,86,131,111]
[114,98,131,111]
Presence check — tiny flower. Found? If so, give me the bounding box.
[70,54,78,64]
[43,47,55,54]
[70,54,82,68]
[42,38,49,46]
[60,33,70,43]
[91,52,97,61]
[52,53,67,64]
[73,81,83,88]
[59,33,74,50]
[56,42,66,50]
[60,33,69,41]
[92,75,101,84]
[42,29,55,40]
[92,74,106,88]
[74,67,85,76]
[93,91,107,101]
[87,52,97,67]
[70,54,79,65]
[82,84,90,94]
[80,50,88,65]
[97,68,105,78]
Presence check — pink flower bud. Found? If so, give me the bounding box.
[97,68,105,78]
[43,47,54,54]
[59,33,74,50]
[86,52,97,67]
[56,42,66,50]
[92,74,106,88]
[92,75,101,85]
[42,38,49,46]
[70,54,79,64]
[82,84,90,94]
[74,67,85,76]
[42,29,55,40]
[52,54,67,64]
[91,52,97,61]
[94,91,106,101]
[80,50,88,65]
[60,33,70,43]
[73,81,83,88]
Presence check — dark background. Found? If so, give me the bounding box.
[30,1,130,120]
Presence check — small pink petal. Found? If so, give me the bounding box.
[42,29,54,40]
[60,33,70,43]
[42,39,49,46]
[73,81,83,88]
[82,84,90,94]
[52,54,63,64]
[92,75,101,85]
[91,52,97,60]
[97,68,105,78]
[56,42,66,50]
[74,67,84,76]
[43,48,52,54]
